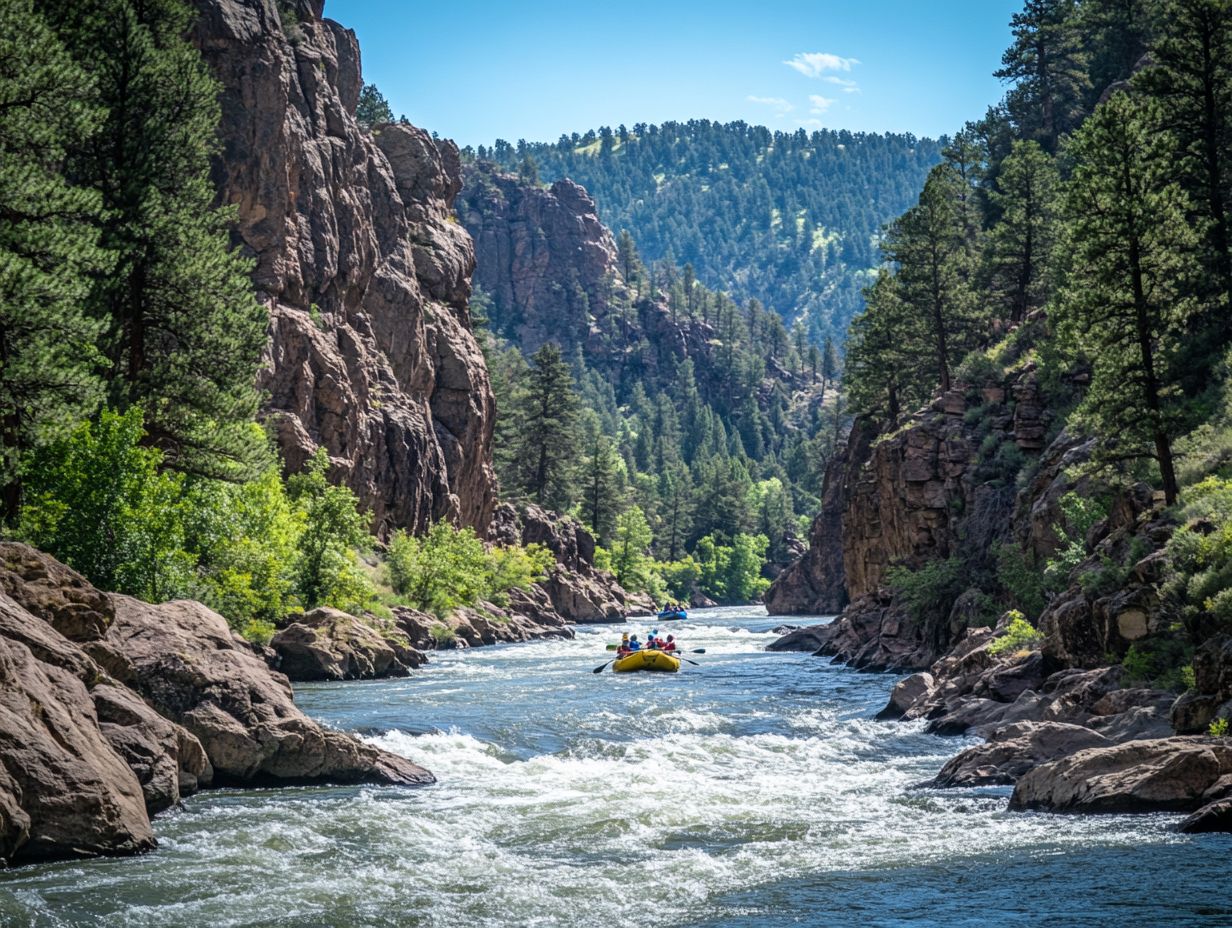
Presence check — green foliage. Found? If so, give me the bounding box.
[20,408,193,601]
[654,555,701,601]
[1164,476,1232,638]
[988,614,1045,656]
[48,0,268,482]
[500,342,580,511]
[886,556,967,624]
[1121,636,1194,690]
[693,532,771,604]
[1210,717,1230,737]
[0,0,108,514]
[386,521,552,617]
[608,506,657,594]
[995,542,1047,619]
[356,82,393,128]
[286,449,374,615]
[1043,492,1109,591]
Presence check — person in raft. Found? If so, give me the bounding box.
[663,635,677,652]
[646,630,661,649]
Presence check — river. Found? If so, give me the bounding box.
[1,607,1228,927]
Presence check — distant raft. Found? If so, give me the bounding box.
[657,609,688,621]
[611,650,681,673]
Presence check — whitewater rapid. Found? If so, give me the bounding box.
[1,608,1226,927]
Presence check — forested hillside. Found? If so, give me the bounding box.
[775,0,1232,736]
[473,121,943,342]
[458,163,845,604]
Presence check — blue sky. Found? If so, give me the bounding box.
[325,0,1021,147]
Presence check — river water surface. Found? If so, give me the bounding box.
[2,607,1228,927]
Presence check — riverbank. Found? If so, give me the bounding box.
[3,608,1228,927]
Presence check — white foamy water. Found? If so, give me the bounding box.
[1,608,1227,928]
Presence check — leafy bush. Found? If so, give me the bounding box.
[655,555,701,600]
[1163,477,1232,637]
[995,542,1047,619]
[386,520,552,616]
[1210,718,1230,737]
[286,449,376,615]
[692,532,770,603]
[886,556,966,624]
[987,613,1045,656]
[1043,492,1108,591]
[1121,637,1194,691]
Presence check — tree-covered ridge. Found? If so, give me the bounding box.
[840,0,1232,693]
[472,121,943,344]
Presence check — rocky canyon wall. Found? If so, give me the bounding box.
[191,0,495,535]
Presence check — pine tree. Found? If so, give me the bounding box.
[356,82,393,128]
[884,165,978,394]
[657,464,694,560]
[49,0,267,482]
[1138,0,1232,326]
[996,0,1092,152]
[508,343,579,510]
[0,0,108,517]
[1058,91,1202,504]
[820,336,841,394]
[986,139,1060,323]
[845,270,926,425]
[578,411,624,544]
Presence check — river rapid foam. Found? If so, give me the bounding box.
[1,607,1227,927]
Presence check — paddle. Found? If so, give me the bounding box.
[592,659,614,674]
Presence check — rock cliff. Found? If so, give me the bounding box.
[0,543,429,866]
[191,0,495,535]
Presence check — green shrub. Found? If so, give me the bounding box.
[886,556,966,624]
[988,614,1045,656]
[995,542,1047,619]
[1209,718,1230,737]
[386,520,552,616]
[693,532,770,603]
[655,555,701,600]
[1163,477,1232,637]
[1120,637,1194,690]
[1043,492,1108,591]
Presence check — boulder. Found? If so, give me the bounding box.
[0,596,154,864]
[106,595,432,787]
[0,542,114,642]
[766,623,837,653]
[931,721,1111,787]
[877,672,936,720]
[1172,634,1232,734]
[1180,798,1232,834]
[270,607,425,681]
[1009,737,1232,814]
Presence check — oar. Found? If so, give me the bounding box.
[678,656,700,666]
[592,659,615,674]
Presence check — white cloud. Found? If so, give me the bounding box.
[824,75,861,93]
[783,52,860,78]
[809,94,836,114]
[747,95,795,116]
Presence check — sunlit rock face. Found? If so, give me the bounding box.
[191,0,495,536]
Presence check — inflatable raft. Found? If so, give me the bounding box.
[612,650,681,673]
[657,609,688,621]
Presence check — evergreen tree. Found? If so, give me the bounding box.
[507,343,579,510]
[50,0,268,481]
[578,411,625,544]
[1138,0,1232,325]
[996,0,1092,152]
[0,0,108,517]
[845,270,926,425]
[1058,92,1201,504]
[356,82,393,128]
[820,336,841,394]
[986,139,1060,322]
[884,165,979,394]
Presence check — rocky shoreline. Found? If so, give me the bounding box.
[0,543,430,867]
[771,613,1232,832]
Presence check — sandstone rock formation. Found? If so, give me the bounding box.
[191,0,495,536]
[0,543,430,865]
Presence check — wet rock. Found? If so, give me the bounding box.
[107,595,432,787]
[766,623,837,653]
[1180,798,1232,833]
[877,672,935,720]
[931,721,1111,787]
[270,607,425,681]
[1009,737,1232,814]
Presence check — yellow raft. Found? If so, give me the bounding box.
[612,650,681,673]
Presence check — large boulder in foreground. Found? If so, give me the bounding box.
[107,595,432,787]
[0,593,154,865]
[1009,737,1232,814]
[270,607,426,681]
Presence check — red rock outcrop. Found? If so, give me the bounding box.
[191,0,495,536]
